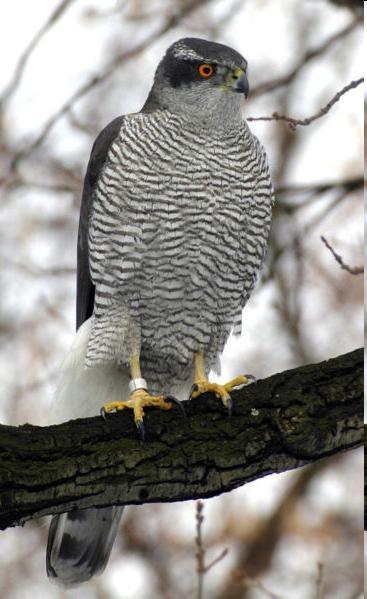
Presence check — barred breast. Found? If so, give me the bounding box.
[86,110,274,391]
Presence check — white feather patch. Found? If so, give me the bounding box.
[50,318,130,424]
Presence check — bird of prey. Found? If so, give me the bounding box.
[46,37,274,586]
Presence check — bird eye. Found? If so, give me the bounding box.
[198,63,215,78]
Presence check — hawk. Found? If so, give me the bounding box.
[46,37,274,585]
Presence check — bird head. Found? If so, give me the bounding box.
[144,38,249,125]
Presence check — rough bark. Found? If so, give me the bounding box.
[0,348,362,531]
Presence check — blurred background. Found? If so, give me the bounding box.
[0,0,363,598]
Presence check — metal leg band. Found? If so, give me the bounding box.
[129,378,148,393]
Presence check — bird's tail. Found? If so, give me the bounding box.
[47,318,129,586]
[46,507,124,586]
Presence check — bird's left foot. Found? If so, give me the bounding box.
[190,375,253,415]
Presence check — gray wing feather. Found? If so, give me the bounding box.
[47,116,126,586]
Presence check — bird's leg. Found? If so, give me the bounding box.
[101,354,182,437]
[190,352,250,414]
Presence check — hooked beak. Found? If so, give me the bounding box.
[230,67,249,98]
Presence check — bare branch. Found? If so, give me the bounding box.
[195,501,205,599]
[242,578,284,599]
[326,0,363,16]
[316,563,325,599]
[9,0,216,169]
[205,0,245,39]
[248,78,363,129]
[205,549,229,574]
[195,499,228,599]
[266,188,356,280]
[274,176,363,215]
[3,180,77,195]
[215,460,336,599]
[275,176,364,198]
[250,19,360,98]
[321,236,363,275]
[0,0,75,106]
[6,13,361,174]
[0,256,75,278]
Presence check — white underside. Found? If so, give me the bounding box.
[50,318,130,423]
[50,317,191,424]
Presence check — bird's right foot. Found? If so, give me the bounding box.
[101,389,183,439]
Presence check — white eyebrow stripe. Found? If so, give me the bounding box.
[171,42,242,70]
[172,44,205,61]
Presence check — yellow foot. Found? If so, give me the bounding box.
[190,375,252,414]
[101,389,183,438]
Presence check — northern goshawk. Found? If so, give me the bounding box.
[47,37,274,586]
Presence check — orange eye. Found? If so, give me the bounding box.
[198,63,215,78]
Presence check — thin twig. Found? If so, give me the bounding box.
[204,549,229,573]
[315,562,325,599]
[265,188,354,281]
[275,176,364,213]
[250,18,360,98]
[3,181,76,195]
[321,236,363,275]
[291,191,350,236]
[248,78,363,129]
[0,256,75,277]
[195,501,229,599]
[242,577,285,599]
[87,0,130,18]
[195,501,205,599]
[275,176,364,197]
[0,0,75,106]
[206,0,245,38]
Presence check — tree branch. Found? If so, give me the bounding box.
[247,78,363,129]
[249,19,360,98]
[266,184,361,279]
[326,0,363,16]
[215,458,336,599]
[7,11,360,171]
[0,349,362,531]
[0,0,75,106]
[275,175,364,198]
[321,236,363,275]
[9,0,216,169]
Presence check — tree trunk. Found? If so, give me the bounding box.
[0,348,362,531]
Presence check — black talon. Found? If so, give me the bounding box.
[100,407,108,422]
[165,395,186,417]
[189,384,198,399]
[136,420,146,440]
[227,397,233,417]
[244,374,257,383]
